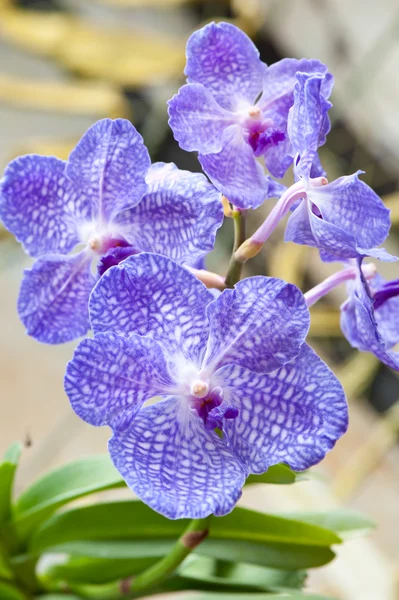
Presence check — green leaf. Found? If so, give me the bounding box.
[42,555,158,584]
[0,550,13,579]
[30,501,183,550]
[173,556,306,593]
[245,464,297,485]
[0,442,22,525]
[35,596,81,600]
[30,502,341,552]
[39,539,174,559]
[187,594,334,600]
[211,507,341,547]
[281,510,374,539]
[12,455,125,540]
[189,594,334,600]
[198,539,335,570]
[42,552,305,589]
[10,553,40,592]
[27,501,339,570]
[34,538,335,570]
[163,573,286,595]
[0,581,26,600]
[29,500,341,569]
[3,443,22,465]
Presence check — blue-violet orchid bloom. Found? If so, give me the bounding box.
[284,73,391,260]
[238,72,392,263]
[65,253,347,519]
[341,261,399,371]
[167,21,332,209]
[0,120,223,344]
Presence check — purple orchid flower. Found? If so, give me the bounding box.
[167,21,332,209]
[65,253,347,519]
[341,262,399,371]
[284,73,391,260]
[0,121,223,344]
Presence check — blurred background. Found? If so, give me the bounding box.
[0,0,398,598]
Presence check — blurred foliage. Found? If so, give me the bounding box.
[0,75,129,116]
[0,6,184,85]
[0,445,372,599]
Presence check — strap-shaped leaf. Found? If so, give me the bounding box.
[281,510,374,539]
[198,539,335,570]
[44,553,305,588]
[12,455,124,540]
[30,501,341,551]
[35,596,81,600]
[43,555,158,585]
[245,464,297,485]
[0,443,22,525]
[30,501,182,548]
[31,537,335,570]
[171,555,305,593]
[189,594,333,600]
[211,507,340,546]
[26,501,340,570]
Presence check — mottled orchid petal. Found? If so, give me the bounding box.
[372,276,399,346]
[190,254,207,270]
[167,84,236,153]
[287,73,332,178]
[341,274,399,371]
[199,125,268,209]
[284,200,315,246]
[309,153,327,179]
[220,344,348,472]
[263,134,294,180]
[340,295,365,350]
[259,58,332,112]
[265,177,287,199]
[65,333,176,429]
[375,314,399,358]
[259,59,332,178]
[318,249,340,263]
[185,21,265,110]
[0,155,90,258]
[202,276,309,373]
[66,119,150,222]
[109,396,246,519]
[116,163,224,264]
[90,253,213,364]
[18,251,95,344]
[310,172,390,250]
[319,246,395,264]
[308,210,359,259]
[358,247,398,262]
[342,294,399,371]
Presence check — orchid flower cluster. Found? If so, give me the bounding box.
[0,21,397,523]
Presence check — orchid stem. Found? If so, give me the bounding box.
[234,181,306,264]
[225,209,246,288]
[304,262,377,308]
[304,267,356,307]
[126,515,212,596]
